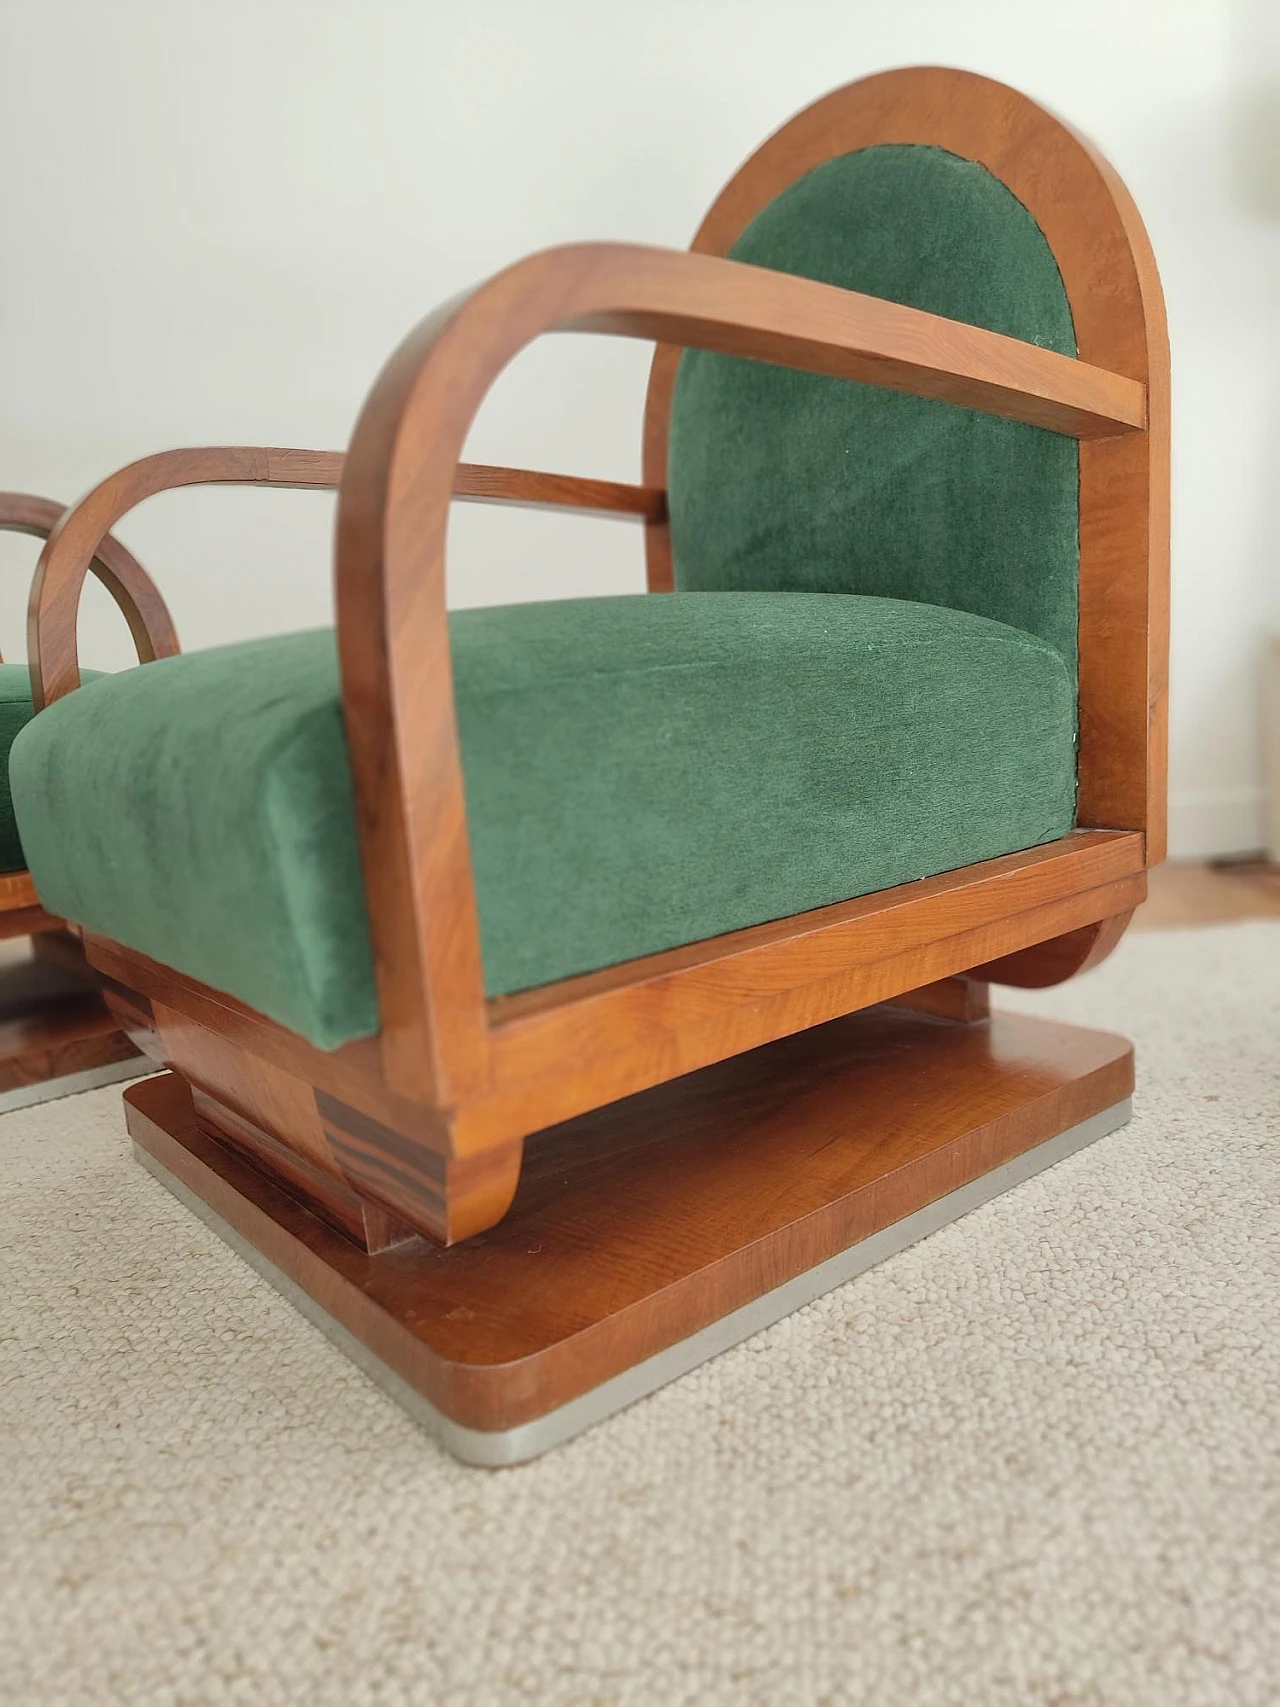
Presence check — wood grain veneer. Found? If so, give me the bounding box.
[126,1004,1134,1435]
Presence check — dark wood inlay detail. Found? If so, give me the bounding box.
[317,1091,523,1247]
[193,1088,420,1255]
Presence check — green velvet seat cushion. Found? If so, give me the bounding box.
[0,662,105,873]
[9,592,1076,1050]
[669,144,1080,672]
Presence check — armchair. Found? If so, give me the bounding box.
[0,491,176,1106]
[11,67,1166,1462]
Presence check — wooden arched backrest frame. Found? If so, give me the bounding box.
[643,65,1170,865]
[0,490,179,683]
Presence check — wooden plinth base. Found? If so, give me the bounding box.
[0,951,142,1111]
[125,1007,1133,1465]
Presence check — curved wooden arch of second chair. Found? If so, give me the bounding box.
[642,65,1170,993]
[0,489,179,927]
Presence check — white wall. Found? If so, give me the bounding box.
[1,0,1276,857]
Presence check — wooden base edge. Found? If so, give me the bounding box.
[122,1006,1135,1460]
[0,949,140,1100]
[134,1096,1131,1467]
[0,1055,147,1114]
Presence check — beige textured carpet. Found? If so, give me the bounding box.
[1,924,1277,1706]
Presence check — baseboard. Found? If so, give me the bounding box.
[1167,787,1266,861]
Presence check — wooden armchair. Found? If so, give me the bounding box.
[13,68,1166,1462]
[0,491,176,1106]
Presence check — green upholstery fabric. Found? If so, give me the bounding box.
[0,663,104,873]
[0,666,39,872]
[669,144,1080,673]
[9,593,1075,1050]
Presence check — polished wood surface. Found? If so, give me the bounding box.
[0,949,138,1093]
[81,830,1144,1179]
[0,872,41,911]
[126,1006,1133,1435]
[972,910,1134,987]
[0,489,177,676]
[189,1083,423,1255]
[0,904,64,941]
[27,450,337,708]
[486,830,1140,1050]
[164,993,524,1246]
[469,843,1144,1147]
[87,936,519,1244]
[24,451,658,709]
[889,976,991,1023]
[577,247,1143,434]
[31,69,1167,1247]
[452,463,664,521]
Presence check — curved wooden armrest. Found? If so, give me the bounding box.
[453,464,664,522]
[28,446,663,709]
[332,240,1148,1107]
[28,448,342,708]
[0,490,177,676]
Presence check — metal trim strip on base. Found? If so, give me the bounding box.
[134,1096,1131,1469]
[0,1057,150,1116]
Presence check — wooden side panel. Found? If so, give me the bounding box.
[151,1000,414,1250]
[133,993,518,1249]
[150,999,508,1248]
[154,1002,339,1179]
[462,870,1144,1147]
[188,1086,421,1255]
[483,834,1143,1089]
[99,978,165,1061]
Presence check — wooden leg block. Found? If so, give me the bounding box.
[124,1006,1134,1466]
[0,950,142,1110]
[886,975,990,1022]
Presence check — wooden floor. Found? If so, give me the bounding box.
[1136,858,1280,929]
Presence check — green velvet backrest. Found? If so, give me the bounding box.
[667,144,1080,674]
